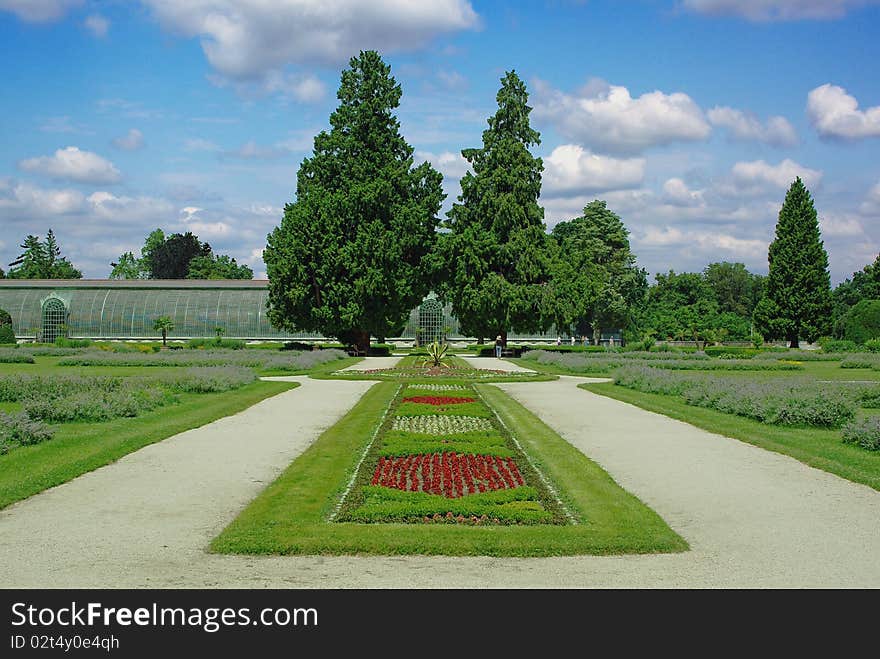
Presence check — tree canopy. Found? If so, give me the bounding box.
[548,200,646,341]
[6,230,82,279]
[437,70,550,343]
[833,253,880,336]
[263,50,444,351]
[753,177,832,347]
[111,228,252,280]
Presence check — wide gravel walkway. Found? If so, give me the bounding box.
[2,371,877,588]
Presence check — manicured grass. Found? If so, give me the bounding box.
[211,381,686,556]
[0,379,298,509]
[582,382,880,491]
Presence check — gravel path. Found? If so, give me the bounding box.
[1,373,877,588]
[457,355,536,373]
[338,356,402,371]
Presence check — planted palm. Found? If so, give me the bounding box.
[421,341,449,368]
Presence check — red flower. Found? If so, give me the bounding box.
[402,396,476,406]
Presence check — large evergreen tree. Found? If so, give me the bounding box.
[753,177,832,347]
[7,230,82,279]
[263,51,443,352]
[549,200,646,343]
[438,71,550,344]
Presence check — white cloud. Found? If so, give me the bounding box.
[681,0,878,21]
[807,83,880,140]
[662,178,705,207]
[638,225,766,258]
[860,182,880,216]
[143,0,479,78]
[436,70,468,91]
[184,138,221,153]
[223,141,293,160]
[212,70,327,103]
[39,116,92,134]
[707,106,797,146]
[19,147,122,184]
[416,151,470,180]
[112,129,144,151]
[84,13,109,37]
[731,158,823,190]
[0,0,81,22]
[820,212,865,237]
[542,144,645,195]
[533,78,710,154]
[0,179,85,217]
[87,191,174,224]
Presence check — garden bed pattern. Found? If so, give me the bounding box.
[336,383,565,525]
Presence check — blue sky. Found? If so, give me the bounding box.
[1,0,878,283]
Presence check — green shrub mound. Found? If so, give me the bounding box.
[186,338,246,350]
[614,366,856,427]
[839,299,880,344]
[841,417,880,451]
[840,355,880,369]
[0,412,54,455]
[0,349,34,364]
[0,326,15,345]
[54,337,91,348]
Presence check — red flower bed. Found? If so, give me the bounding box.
[371,452,525,498]
[402,395,476,405]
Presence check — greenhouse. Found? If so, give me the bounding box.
[0,280,558,342]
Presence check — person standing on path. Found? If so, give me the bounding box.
[570,335,575,346]
[495,335,503,358]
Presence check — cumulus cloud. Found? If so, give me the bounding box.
[0,0,82,22]
[112,129,144,151]
[142,0,479,78]
[86,191,174,224]
[731,158,823,190]
[662,178,705,207]
[84,13,109,37]
[680,0,877,21]
[19,147,122,184]
[807,83,880,140]
[415,151,470,180]
[533,78,710,154]
[638,225,767,258]
[0,179,85,217]
[542,144,645,196]
[707,106,798,146]
[210,70,327,103]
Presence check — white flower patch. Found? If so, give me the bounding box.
[406,384,470,392]
[391,415,493,434]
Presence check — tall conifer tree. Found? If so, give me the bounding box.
[438,71,549,344]
[264,51,443,351]
[753,177,832,347]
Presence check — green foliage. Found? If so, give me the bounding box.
[149,232,211,279]
[6,230,82,279]
[421,341,449,368]
[754,178,832,346]
[186,254,253,280]
[186,338,246,350]
[109,251,144,280]
[841,417,880,451]
[0,326,15,345]
[865,338,880,353]
[54,337,91,348]
[548,201,647,342]
[264,51,443,353]
[704,261,765,317]
[0,308,11,326]
[703,346,759,358]
[819,338,858,353]
[838,299,880,344]
[153,315,174,346]
[832,253,880,335]
[438,71,550,341]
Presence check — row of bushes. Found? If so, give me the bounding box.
[613,366,856,427]
[56,348,347,370]
[0,412,54,454]
[521,350,802,373]
[0,349,35,364]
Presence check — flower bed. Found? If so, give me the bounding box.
[335,383,567,525]
[401,395,476,405]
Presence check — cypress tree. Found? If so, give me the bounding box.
[753,177,832,348]
[264,51,443,352]
[438,71,550,344]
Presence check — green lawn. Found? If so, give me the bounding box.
[582,381,880,491]
[211,380,686,556]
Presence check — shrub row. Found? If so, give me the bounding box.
[0,412,54,455]
[57,348,346,370]
[521,350,802,373]
[0,349,34,364]
[841,417,880,451]
[613,366,856,427]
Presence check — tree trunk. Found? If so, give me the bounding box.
[354,329,370,355]
[162,330,167,347]
[789,337,799,349]
[477,337,484,345]
[500,329,507,347]
[592,325,600,345]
